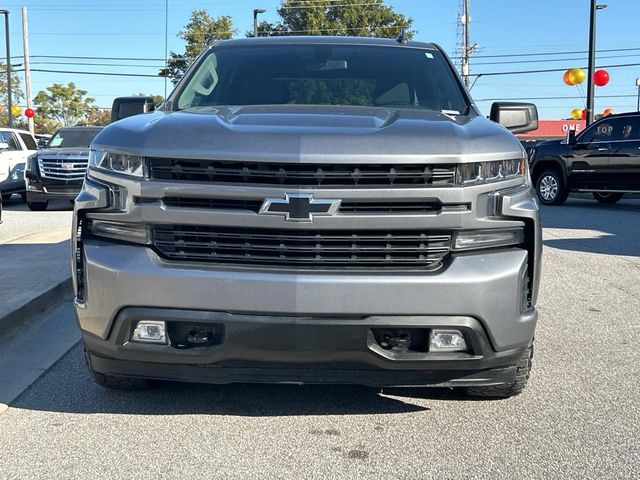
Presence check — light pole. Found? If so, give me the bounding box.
[585,1,607,126]
[636,78,640,112]
[253,8,266,38]
[0,10,12,127]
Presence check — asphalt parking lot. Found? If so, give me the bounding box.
[0,196,638,479]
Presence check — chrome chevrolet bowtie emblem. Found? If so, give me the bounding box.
[259,193,340,222]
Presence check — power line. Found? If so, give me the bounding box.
[451,46,640,60]
[471,62,640,77]
[26,68,161,78]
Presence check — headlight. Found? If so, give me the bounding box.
[452,228,524,251]
[455,159,527,186]
[89,150,144,177]
[86,219,148,244]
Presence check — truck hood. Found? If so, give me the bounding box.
[92,105,525,164]
[37,147,91,157]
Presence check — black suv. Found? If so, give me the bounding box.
[529,112,640,205]
[24,126,103,210]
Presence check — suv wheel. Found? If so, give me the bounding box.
[27,200,48,211]
[465,341,534,399]
[593,192,624,204]
[535,169,568,205]
[84,348,156,390]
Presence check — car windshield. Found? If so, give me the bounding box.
[48,128,102,148]
[176,44,469,114]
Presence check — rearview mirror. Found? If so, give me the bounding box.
[490,102,538,134]
[111,96,156,123]
[0,142,9,150]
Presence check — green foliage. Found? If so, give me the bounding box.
[159,10,234,84]
[33,82,96,127]
[252,0,413,38]
[133,93,165,108]
[0,63,25,126]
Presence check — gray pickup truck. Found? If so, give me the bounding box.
[74,36,541,398]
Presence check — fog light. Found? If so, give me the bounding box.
[429,329,467,352]
[131,320,167,344]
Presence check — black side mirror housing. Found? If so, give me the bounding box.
[490,102,538,134]
[111,96,156,123]
[566,128,577,145]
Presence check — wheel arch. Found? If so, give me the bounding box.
[531,158,568,186]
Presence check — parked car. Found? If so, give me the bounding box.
[35,134,52,149]
[0,127,38,202]
[529,111,640,205]
[24,126,103,211]
[74,36,541,398]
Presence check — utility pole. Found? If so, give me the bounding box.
[585,0,607,126]
[253,8,266,38]
[636,77,640,112]
[0,10,12,127]
[462,0,470,87]
[22,7,33,134]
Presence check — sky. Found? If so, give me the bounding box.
[1,0,639,118]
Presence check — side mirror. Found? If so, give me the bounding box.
[0,142,9,150]
[111,96,156,123]
[566,129,577,145]
[490,102,538,134]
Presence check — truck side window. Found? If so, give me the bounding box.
[19,133,37,150]
[617,117,640,141]
[578,120,615,143]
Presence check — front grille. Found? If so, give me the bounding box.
[152,225,451,269]
[161,197,446,215]
[38,154,88,181]
[149,158,457,188]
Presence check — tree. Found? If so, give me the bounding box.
[85,108,111,126]
[250,0,413,38]
[133,93,165,108]
[159,10,234,84]
[34,83,96,127]
[0,63,25,126]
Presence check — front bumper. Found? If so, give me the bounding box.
[84,308,529,387]
[76,242,536,386]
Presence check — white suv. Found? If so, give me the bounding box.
[0,127,38,202]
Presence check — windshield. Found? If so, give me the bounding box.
[48,128,102,148]
[176,44,469,114]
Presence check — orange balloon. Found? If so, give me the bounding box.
[563,70,574,86]
[0,104,4,114]
[603,108,614,116]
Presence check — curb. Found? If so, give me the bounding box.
[0,277,73,335]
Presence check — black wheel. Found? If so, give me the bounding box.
[535,169,568,205]
[1,193,12,202]
[20,192,27,203]
[592,192,624,204]
[84,348,156,390]
[465,341,534,399]
[27,200,49,211]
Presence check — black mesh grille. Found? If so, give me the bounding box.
[161,197,445,215]
[151,225,451,269]
[149,158,457,188]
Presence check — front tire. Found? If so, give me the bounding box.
[27,200,48,211]
[535,169,568,205]
[593,192,624,204]
[84,348,156,390]
[465,342,534,399]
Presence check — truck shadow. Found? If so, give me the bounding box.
[541,197,640,257]
[10,345,493,417]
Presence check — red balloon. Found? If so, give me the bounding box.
[24,107,35,118]
[594,69,609,87]
[581,109,587,120]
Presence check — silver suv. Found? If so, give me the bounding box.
[74,37,541,398]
